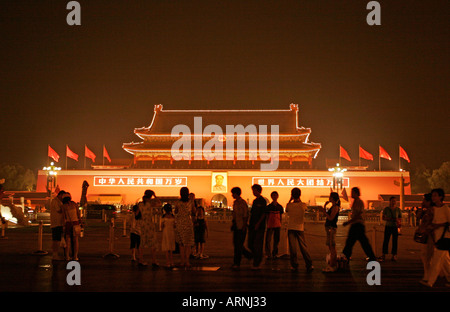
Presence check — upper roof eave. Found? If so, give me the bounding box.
[134,103,312,136]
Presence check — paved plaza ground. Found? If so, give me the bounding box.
[0,216,448,309]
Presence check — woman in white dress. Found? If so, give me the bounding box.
[421,188,450,287]
[139,190,161,266]
[174,187,195,268]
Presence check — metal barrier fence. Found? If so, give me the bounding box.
[205,212,414,226]
[25,210,414,261]
[206,214,233,222]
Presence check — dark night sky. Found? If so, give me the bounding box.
[0,0,448,172]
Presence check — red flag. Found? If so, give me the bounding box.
[103,146,111,163]
[66,145,79,161]
[340,145,351,162]
[48,145,60,162]
[399,146,410,163]
[85,145,96,162]
[379,146,392,160]
[359,146,373,161]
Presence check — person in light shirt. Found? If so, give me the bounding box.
[420,188,450,287]
[286,187,313,273]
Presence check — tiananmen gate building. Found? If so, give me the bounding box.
[36,104,411,209]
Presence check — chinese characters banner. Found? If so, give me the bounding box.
[252,177,349,188]
[94,176,187,187]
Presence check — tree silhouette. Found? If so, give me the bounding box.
[428,161,450,193]
[0,163,36,191]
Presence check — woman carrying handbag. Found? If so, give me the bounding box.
[420,188,450,287]
[415,193,435,281]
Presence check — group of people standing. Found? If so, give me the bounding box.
[232,184,449,287]
[415,188,450,287]
[231,184,372,273]
[127,183,358,273]
[375,188,449,287]
[49,183,448,287]
[129,188,208,269]
[231,184,318,272]
[231,184,380,273]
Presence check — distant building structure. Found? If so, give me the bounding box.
[36,104,411,209]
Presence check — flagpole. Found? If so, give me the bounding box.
[84,145,86,169]
[379,145,381,171]
[339,145,341,165]
[103,145,105,166]
[398,145,401,171]
[359,145,361,167]
[65,145,68,170]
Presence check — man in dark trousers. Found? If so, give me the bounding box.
[265,191,284,259]
[342,187,377,263]
[380,196,402,261]
[230,187,251,270]
[247,184,267,270]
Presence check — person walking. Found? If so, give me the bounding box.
[247,184,267,270]
[161,203,176,269]
[50,190,66,260]
[286,187,313,273]
[342,187,377,263]
[379,196,402,261]
[265,191,284,259]
[420,188,450,287]
[318,192,340,272]
[416,193,435,282]
[174,187,195,269]
[139,190,161,267]
[230,187,251,270]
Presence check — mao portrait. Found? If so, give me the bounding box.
[212,172,227,193]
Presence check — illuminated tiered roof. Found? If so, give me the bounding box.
[123,104,321,169]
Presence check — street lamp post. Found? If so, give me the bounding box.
[328,163,347,192]
[394,170,410,212]
[43,162,61,208]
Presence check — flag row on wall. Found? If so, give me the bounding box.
[339,145,410,163]
[48,145,111,163]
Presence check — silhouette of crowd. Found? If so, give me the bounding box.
[47,183,449,287]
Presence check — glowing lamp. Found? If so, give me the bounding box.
[43,163,62,197]
[329,163,346,191]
